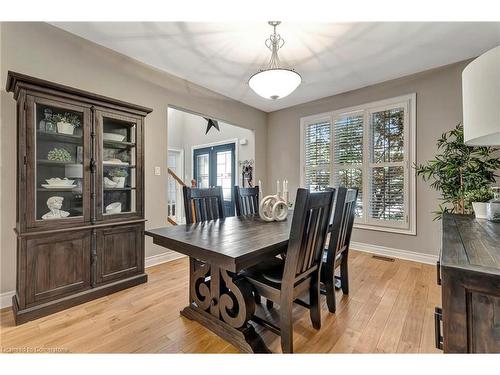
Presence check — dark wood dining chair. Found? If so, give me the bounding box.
[182,186,225,224]
[321,187,358,313]
[234,186,259,216]
[182,186,226,274]
[243,188,336,353]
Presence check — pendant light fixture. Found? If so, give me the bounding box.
[248,21,301,100]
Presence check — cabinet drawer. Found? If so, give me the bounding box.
[95,223,144,285]
[25,230,91,305]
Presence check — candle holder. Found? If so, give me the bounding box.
[258,179,289,222]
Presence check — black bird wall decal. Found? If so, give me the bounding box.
[204,117,220,134]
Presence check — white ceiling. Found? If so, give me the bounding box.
[52,22,500,112]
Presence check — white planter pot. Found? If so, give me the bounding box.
[57,122,74,135]
[472,202,488,219]
[112,176,125,188]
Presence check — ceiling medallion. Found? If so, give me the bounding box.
[248,21,302,100]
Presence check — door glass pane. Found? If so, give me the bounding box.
[35,103,84,220]
[102,116,136,215]
[216,150,232,201]
[196,154,209,188]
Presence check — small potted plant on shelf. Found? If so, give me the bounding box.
[464,188,494,219]
[52,112,81,135]
[47,147,72,162]
[108,168,128,188]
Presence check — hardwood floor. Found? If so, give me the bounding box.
[0,251,441,353]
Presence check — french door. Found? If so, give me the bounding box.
[193,143,235,217]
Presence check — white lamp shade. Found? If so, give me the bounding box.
[462,45,500,146]
[248,68,301,100]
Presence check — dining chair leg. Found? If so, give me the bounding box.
[279,300,294,354]
[309,275,321,329]
[266,299,274,309]
[340,252,349,295]
[324,267,336,313]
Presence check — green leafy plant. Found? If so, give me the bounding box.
[415,123,500,220]
[108,168,129,178]
[52,112,81,128]
[47,148,72,162]
[464,188,494,206]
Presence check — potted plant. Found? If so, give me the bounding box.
[52,112,81,135]
[464,188,494,219]
[108,168,128,188]
[415,123,500,220]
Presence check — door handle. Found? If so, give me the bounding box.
[434,306,444,350]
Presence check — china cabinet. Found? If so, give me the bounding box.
[6,72,152,324]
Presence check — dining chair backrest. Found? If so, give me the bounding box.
[283,188,336,283]
[234,186,259,216]
[326,187,358,260]
[182,186,225,224]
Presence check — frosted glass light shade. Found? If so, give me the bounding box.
[462,45,500,146]
[248,69,301,100]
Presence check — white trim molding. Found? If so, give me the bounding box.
[351,241,438,265]
[145,251,186,268]
[0,251,187,309]
[1,290,16,309]
[1,246,435,309]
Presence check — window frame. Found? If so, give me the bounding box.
[300,93,416,235]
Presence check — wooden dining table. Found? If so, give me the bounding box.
[145,215,292,353]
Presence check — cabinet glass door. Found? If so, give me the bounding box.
[27,96,91,228]
[97,111,142,220]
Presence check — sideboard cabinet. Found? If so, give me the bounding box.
[436,214,500,352]
[6,72,152,324]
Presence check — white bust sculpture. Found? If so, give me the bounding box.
[42,196,70,220]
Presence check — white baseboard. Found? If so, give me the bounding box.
[0,290,15,309]
[0,251,186,309]
[1,246,434,310]
[351,241,438,265]
[145,251,186,268]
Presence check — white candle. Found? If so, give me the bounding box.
[282,180,286,194]
[258,180,262,197]
[277,180,280,194]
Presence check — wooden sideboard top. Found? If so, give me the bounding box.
[441,213,500,275]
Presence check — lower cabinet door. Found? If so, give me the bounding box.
[26,230,91,306]
[95,223,144,285]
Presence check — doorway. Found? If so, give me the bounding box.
[193,142,236,217]
[167,148,184,223]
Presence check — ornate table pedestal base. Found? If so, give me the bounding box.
[180,258,271,353]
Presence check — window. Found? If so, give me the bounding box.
[303,119,331,191]
[300,94,416,234]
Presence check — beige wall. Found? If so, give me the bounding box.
[267,61,470,256]
[167,108,255,184]
[0,22,485,295]
[0,22,268,293]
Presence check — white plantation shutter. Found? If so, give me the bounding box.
[332,112,364,217]
[301,94,415,234]
[368,106,408,226]
[304,120,331,191]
